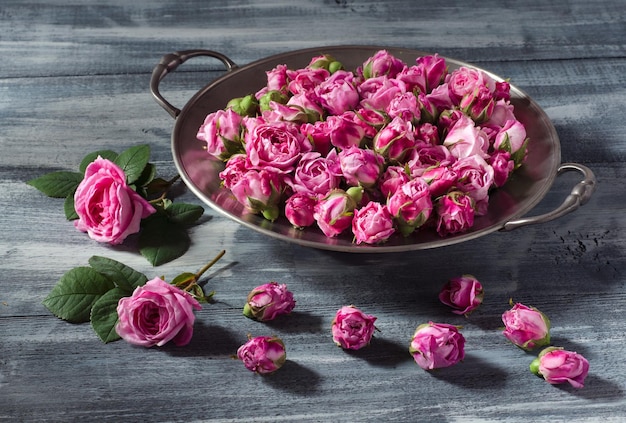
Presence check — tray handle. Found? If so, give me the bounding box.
[502,163,596,231]
[150,49,238,119]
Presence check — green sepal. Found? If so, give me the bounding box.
[90,287,127,343]
[26,171,83,198]
[114,145,151,185]
[79,150,118,173]
[87,256,148,293]
[42,267,116,323]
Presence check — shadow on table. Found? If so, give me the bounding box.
[556,374,625,400]
[428,353,509,389]
[344,336,414,368]
[262,360,322,395]
[261,310,325,333]
[164,321,242,357]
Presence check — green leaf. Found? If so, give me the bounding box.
[133,163,157,190]
[171,272,197,287]
[42,267,116,323]
[64,193,78,220]
[79,150,118,173]
[114,145,151,185]
[26,171,83,198]
[144,177,171,196]
[90,287,126,343]
[166,203,205,225]
[88,256,148,293]
[139,216,191,266]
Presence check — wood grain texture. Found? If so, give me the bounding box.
[1,0,625,421]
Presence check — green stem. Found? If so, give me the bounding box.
[196,250,226,280]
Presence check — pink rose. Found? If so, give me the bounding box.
[442,114,490,159]
[116,277,201,347]
[435,191,475,236]
[379,165,411,198]
[355,108,389,137]
[387,178,433,236]
[352,201,396,245]
[290,151,341,195]
[447,66,495,103]
[331,305,377,350]
[284,192,318,228]
[243,281,296,321]
[409,322,465,370]
[386,92,421,123]
[415,54,448,93]
[459,84,495,123]
[73,157,156,245]
[360,49,406,79]
[488,150,515,187]
[261,98,312,124]
[230,168,284,221]
[237,336,286,374]
[300,121,332,155]
[286,67,330,95]
[406,145,455,177]
[338,146,384,188]
[373,116,416,163]
[358,76,407,110]
[502,302,551,351]
[415,122,440,146]
[450,155,495,215]
[325,112,367,150]
[313,188,361,237]
[245,122,305,173]
[314,70,360,115]
[493,119,528,167]
[531,347,590,389]
[421,165,458,197]
[218,154,248,190]
[264,64,289,94]
[485,99,517,128]
[438,274,484,315]
[196,108,243,160]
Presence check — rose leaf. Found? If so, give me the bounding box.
[26,171,83,198]
[114,144,151,185]
[138,217,190,266]
[165,203,205,225]
[63,193,78,220]
[90,287,126,343]
[42,267,116,323]
[88,256,148,293]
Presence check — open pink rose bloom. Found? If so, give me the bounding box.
[198,49,529,244]
[116,278,201,347]
[237,336,287,375]
[74,157,156,245]
[409,322,465,370]
[331,306,377,350]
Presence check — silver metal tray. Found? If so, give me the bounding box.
[151,45,595,253]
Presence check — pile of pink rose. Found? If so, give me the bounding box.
[197,49,529,244]
[116,274,589,388]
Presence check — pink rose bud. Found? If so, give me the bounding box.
[196,108,244,160]
[409,322,465,370]
[502,302,551,351]
[116,278,202,347]
[314,187,362,237]
[438,274,484,316]
[530,347,590,388]
[435,191,475,236]
[387,178,433,236]
[74,157,156,245]
[331,305,377,350]
[284,192,318,228]
[237,336,286,375]
[243,282,296,321]
[352,201,396,245]
[338,146,384,188]
[361,49,406,79]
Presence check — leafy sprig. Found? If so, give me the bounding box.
[27,145,205,266]
[42,251,225,343]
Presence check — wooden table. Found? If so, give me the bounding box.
[2,1,625,421]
